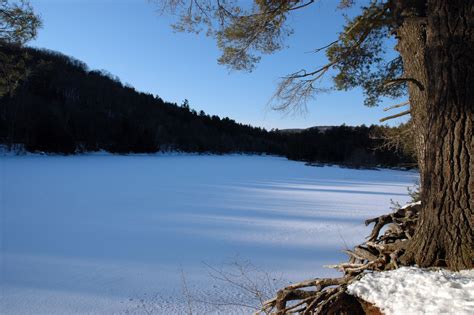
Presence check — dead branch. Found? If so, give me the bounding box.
[379,109,411,122]
[383,100,410,111]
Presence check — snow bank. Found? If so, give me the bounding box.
[347,267,474,315]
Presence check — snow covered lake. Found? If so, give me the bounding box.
[0,154,418,314]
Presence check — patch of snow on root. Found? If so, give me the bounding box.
[347,266,474,315]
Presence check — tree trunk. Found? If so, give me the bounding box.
[395,16,429,185]
[398,0,473,270]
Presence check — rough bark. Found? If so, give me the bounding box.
[398,0,473,270]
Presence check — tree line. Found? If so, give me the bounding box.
[0,45,414,168]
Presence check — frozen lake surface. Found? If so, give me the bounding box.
[0,154,417,314]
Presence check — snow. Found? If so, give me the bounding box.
[347,267,474,315]
[401,200,421,209]
[0,154,418,314]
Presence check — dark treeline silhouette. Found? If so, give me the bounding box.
[279,125,415,168]
[0,46,415,168]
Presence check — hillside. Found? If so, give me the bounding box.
[0,45,284,154]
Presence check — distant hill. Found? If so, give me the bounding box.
[278,126,338,134]
[277,128,305,134]
[0,45,415,168]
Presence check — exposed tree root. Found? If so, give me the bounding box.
[258,201,421,315]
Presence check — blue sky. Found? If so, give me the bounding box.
[28,0,407,129]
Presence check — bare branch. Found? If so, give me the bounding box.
[383,100,410,111]
[379,109,411,122]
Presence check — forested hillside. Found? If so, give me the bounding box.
[0,45,414,167]
[0,45,286,154]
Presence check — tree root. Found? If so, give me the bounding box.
[258,201,421,315]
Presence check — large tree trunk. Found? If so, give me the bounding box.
[398,0,473,270]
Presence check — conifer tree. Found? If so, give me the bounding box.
[0,0,41,96]
[159,0,473,271]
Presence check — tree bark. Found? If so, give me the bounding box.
[398,0,473,270]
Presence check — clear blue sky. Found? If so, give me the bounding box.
[28,0,407,130]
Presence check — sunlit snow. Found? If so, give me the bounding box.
[347,267,474,315]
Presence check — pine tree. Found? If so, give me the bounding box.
[0,0,41,96]
[159,0,473,271]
